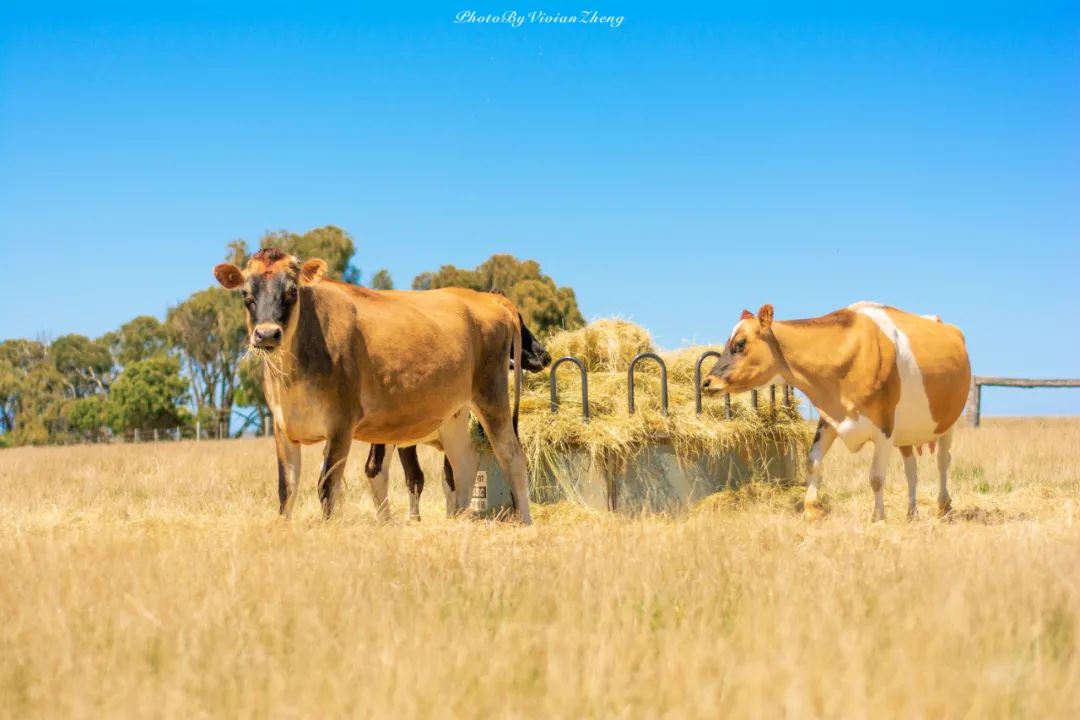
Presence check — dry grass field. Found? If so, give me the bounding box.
[1,418,1078,718]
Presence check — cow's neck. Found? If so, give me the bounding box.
[769,320,856,420]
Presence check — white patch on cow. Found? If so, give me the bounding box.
[853,304,938,447]
[834,414,876,451]
[727,319,748,344]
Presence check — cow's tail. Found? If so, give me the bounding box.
[512,310,523,438]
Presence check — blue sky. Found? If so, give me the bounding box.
[1,1,1077,415]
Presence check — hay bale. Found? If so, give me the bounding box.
[544,319,655,372]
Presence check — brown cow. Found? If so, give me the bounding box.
[213,248,533,524]
[703,302,971,521]
[365,314,551,521]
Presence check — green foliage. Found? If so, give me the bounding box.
[108,356,189,432]
[369,268,394,290]
[68,395,110,438]
[167,287,247,429]
[228,226,360,283]
[411,254,585,336]
[103,315,169,366]
[234,356,270,436]
[50,334,113,398]
[12,362,68,445]
[0,340,46,436]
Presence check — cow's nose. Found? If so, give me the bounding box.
[253,325,283,348]
[702,376,717,392]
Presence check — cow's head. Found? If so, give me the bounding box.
[517,317,552,372]
[213,248,328,351]
[702,304,780,393]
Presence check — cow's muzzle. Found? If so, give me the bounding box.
[701,357,731,393]
[252,323,283,349]
[701,375,725,393]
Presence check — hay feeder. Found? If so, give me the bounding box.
[470,347,806,518]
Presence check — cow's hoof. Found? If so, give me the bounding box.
[937,498,953,517]
[804,501,828,521]
[907,506,920,521]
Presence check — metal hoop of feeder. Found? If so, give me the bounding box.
[627,352,669,416]
[693,350,732,419]
[549,356,589,419]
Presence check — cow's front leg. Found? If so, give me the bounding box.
[318,431,353,519]
[275,425,301,519]
[397,446,425,521]
[804,418,836,518]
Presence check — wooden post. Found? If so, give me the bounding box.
[133,428,140,443]
[264,417,271,437]
[966,377,981,428]
[974,384,982,428]
[153,428,159,442]
[196,421,201,442]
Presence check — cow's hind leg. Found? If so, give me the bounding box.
[363,443,393,521]
[275,425,302,519]
[438,411,479,517]
[936,428,955,516]
[441,456,456,518]
[471,401,531,525]
[869,439,890,522]
[318,431,353,519]
[900,446,919,520]
[398,446,425,521]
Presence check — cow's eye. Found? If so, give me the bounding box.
[285,286,298,302]
[732,339,747,354]
[244,296,255,309]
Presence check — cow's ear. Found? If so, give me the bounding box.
[214,263,244,289]
[299,258,328,286]
[740,309,754,321]
[757,304,774,330]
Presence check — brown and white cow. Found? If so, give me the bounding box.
[213,248,533,524]
[703,301,971,521]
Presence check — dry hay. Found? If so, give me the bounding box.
[476,319,814,493]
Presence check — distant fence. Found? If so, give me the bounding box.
[967,376,1080,427]
[68,417,274,445]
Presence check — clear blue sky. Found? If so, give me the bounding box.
[2,1,1077,415]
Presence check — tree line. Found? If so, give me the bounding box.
[0,226,584,447]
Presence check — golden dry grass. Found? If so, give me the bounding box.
[1,418,1079,718]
